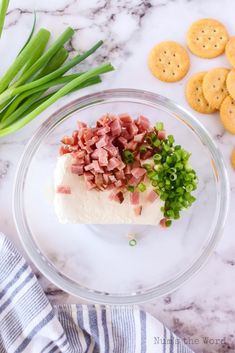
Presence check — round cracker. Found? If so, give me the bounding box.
[186,72,216,114]
[187,18,229,58]
[148,41,190,82]
[231,148,235,170]
[225,37,235,67]
[202,68,229,109]
[220,96,235,134]
[226,69,235,100]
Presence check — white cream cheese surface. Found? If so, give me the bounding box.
[54,154,164,224]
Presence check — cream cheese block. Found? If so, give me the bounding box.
[54,154,164,224]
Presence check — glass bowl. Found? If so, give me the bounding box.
[13,89,229,304]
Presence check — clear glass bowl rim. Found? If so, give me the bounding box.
[13,88,230,304]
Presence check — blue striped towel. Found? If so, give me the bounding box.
[0,233,194,353]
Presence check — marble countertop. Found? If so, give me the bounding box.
[0,0,235,352]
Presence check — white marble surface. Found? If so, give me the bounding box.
[0,0,235,352]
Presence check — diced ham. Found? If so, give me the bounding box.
[127,122,138,137]
[160,218,167,228]
[109,175,117,183]
[103,173,110,184]
[132,160,141,168]
[61,136,74,145]
[115,170,125,180]
[59,114,168,208]
[56,185,71,194]
[72,158,84,166]
[115,180,123,188]
[72,130,78,145]
[97,114,115,127]
[77,121,87,129]
[120,127,132,140]
[105,184,114,190]
[92,160,104,173]
[83,129,93,142]
[146,190,158,203]
[117,160,126,170]
[119,113,132,124]
[158,130,166,140]
[115,136,127,149]
[98,148,108,166]
[74,150,86,159]
[109,190,124,203]
[115,191,124,203]
[110,118,122,136]
[91,149,99,159]
[85,145,93,153]
[129,176,143,186]
[130,191,140,205]
[59,146,70,155]
[134,132,145,142]
[141,150,153,160]
[69,145,79,152]
[134,205,142,216]
[135,115,151,131]
[96,135,109,149]
[104,143,118,157]
[78,140,85,149]
[84,172,94,181]
[126,140,138,151]
[86,180,96,190]
[87,135,99,146]
[107,157,121,171]
[84,154,91,164]
[97,126,111,135]
[84,162,94,171]
[124,164,132,174]
[95,174,104,188]
[131,167,146,179]
[71,164,84,175]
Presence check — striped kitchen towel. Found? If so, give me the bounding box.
[0,233,194,353]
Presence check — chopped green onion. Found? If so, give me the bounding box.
[138,183,146,192]
[167,135,174,145]
[175,162,183,170]
[155,122,164,130]
[144,129,198,225]
[123,149,134,164]
[143,163,152,171]
[153,153,162,162]
[139,145,147,153]
[153,139,161,147]
[129,239,137,246]
[169,173,177,181]
[166,210,174,218]
[127,185,135,192]
[186,184,193,192]
[163,143,170,152]
[166,220,172,227]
